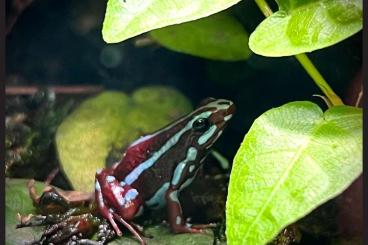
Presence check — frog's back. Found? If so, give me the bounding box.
[112,116,190,197]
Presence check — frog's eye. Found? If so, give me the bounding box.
[192,118,210,132]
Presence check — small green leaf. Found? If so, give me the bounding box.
[249,0,362,56]
[6,179,44,245]
[102,0,241,43]
[150,13,251,61]
[226,101,362,244]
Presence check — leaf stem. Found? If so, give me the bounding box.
[254,0,273,17]
[254,0,344,106]
[294,54,343,105]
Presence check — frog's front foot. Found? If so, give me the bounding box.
[165,187,218,235]
[169,222,216,234]
[170,224,203,234]
[190,223,217,229]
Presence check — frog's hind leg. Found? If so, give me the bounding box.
[95,184,146,245]
[112,213,146,245]
[95,170,146,245]
[95,180,122,236]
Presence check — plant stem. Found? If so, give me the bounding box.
[295,54,343,105]
[254,0,344,106]
[254,0,273,17]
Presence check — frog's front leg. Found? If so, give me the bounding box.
[165,161,205,234]
[165,187,203,234]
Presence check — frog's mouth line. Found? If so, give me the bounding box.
[225,102,236,117]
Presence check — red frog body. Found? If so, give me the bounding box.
[94,97,235,239]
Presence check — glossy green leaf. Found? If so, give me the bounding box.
[5,179,44,245]
[226,102,362,244]
[150,13,251,61]
[249,0,362,56]
[56,86,192,192]
[102,0,241,43]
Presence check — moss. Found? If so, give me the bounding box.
[56,86,192,192]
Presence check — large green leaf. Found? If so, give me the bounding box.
[226,102,362,244]
[150,13,251,61]
[249,0,362,56]
[56,86,192,192]
[102,0,241,43]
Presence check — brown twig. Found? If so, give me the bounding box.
[6,85,104,95]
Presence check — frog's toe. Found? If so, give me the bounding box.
[170,224,204,234]
[190,223,217,229]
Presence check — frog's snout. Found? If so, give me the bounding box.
[226,102,236,116]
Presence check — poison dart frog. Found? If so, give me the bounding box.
[18,97,235,245]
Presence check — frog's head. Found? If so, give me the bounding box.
[188,97,235,151]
